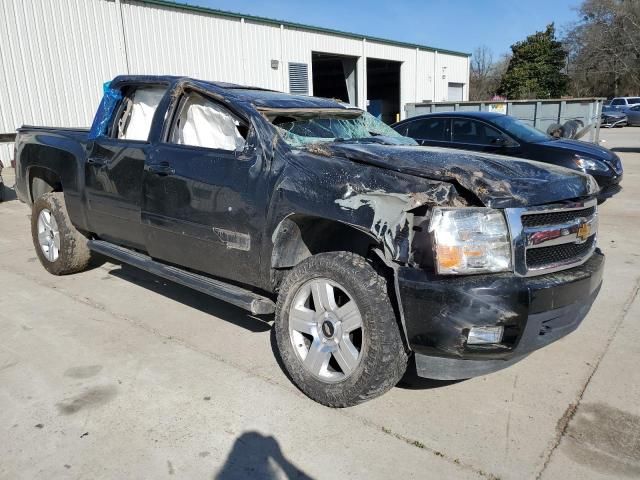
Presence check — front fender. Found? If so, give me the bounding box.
[265,149,468,265]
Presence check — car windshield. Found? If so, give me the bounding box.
[491,115,552,143]
[268,110,417,147]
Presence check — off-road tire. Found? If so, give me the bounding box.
[31,192,92,275]
[275,251,408,407]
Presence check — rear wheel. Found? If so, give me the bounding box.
[31,192,93,275]
[275,252,408,407]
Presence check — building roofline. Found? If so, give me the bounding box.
[135,0,471,57]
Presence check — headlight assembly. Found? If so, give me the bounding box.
[429,208,512,275]
[573,156,610,173]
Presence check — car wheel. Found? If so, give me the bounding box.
[31,192,93,275]
[275,251,408,407]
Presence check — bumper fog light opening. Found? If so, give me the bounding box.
[467,326,504,345]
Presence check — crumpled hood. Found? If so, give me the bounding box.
[537,138,616,161]
[323,143,598,208]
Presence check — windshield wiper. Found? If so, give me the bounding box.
[334,136,417,146]
[333,136,394,145]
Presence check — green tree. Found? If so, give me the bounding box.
[498,24,568,99]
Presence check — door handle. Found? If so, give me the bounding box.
[145,163,175,176]
[87,156,107,166]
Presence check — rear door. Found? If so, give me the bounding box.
[85,84,167,249]
[141,88,267,285]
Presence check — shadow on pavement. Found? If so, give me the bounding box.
[396,359,466,390]
[215,431,313,480]
[0,183,17,202]
[105,260,462,393]
[107,263,273,333]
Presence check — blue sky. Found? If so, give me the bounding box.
[186,0,582,56]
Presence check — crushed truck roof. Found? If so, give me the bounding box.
[111,75,349,110]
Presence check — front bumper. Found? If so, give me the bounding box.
[397,250,604,380]
[601,117,627,128]
[593,172,623,201]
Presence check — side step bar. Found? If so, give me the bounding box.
[88,240,275,315]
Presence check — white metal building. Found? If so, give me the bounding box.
[0,0,470,166]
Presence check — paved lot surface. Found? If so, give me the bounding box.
[0,128,639,479]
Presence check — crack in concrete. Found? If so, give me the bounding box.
[0,262,493,479]
[535,276,640,480]
[352,417,500,479]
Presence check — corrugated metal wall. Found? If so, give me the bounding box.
[0,0,469,166]
[0,0,127,166]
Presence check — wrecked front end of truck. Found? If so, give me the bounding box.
[261,105,604,380]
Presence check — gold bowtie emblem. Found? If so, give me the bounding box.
[577,223,591,242]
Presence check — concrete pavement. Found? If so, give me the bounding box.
[0,127,638,479]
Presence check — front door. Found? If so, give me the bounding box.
[85,85,166,249]
[401,117,451,147]
[141,90,267,286]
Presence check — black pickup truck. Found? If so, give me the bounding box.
[14,76,604,407]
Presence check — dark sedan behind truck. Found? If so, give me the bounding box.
[393,111,623,201]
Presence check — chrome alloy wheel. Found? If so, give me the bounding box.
[288,278,364,382]
[37,208,60,262]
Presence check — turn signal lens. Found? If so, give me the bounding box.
[435,245,463,269]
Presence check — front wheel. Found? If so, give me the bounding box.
[275,252,408,407]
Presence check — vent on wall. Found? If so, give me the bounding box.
[288,63,309,95]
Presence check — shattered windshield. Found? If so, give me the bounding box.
[268,110,417,147]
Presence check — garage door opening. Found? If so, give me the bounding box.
[311,52,358,105]
[448,82,464,101]
[366,58,401,124]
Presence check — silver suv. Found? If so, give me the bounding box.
[609,96,640,110]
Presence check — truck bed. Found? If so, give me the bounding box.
[14,125,90,205]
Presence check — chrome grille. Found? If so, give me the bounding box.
[526,236,595,269]
[505,199,598,276]
[521,206,595,228]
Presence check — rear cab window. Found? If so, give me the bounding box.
[110,86,166,141]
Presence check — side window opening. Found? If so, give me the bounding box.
[170,92,247,151]
[114,86,166,141]
[452,119,503,145]
[407,118,448,141]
